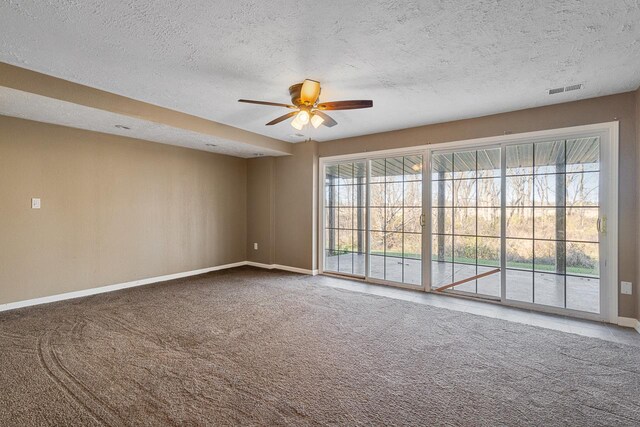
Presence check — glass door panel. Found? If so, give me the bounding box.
[504,137,601,313]
[431,148,501,297]
[324,162,366,276]
[430,136,602,315]
[369,155,423,286]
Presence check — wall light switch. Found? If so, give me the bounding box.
[253,243,258,250]
[621,281,632,295]
[31,198,41,209]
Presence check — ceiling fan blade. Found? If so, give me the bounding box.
[238,99,296,109]
[265,111,298,126]
[313,111,337,127]
[300,79,321,105]
[317,100,373,110]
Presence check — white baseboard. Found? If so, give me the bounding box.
[0,260,317,313]
[246,261,318,276]
[617,317,640,333]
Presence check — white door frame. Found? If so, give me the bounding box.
[317,121,619,323]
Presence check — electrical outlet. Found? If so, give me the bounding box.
[31,198,41,209]
[621,281,632,295]
[253,243,258,250]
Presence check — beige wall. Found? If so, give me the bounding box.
[246,142,318,272]
[315,92,637,318]
[0,116,247,305]
[246,157,275,265]
[273,141,318,270]
[636,88,640,320]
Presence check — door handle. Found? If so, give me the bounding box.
[420,213,426,227]
[597,216,607,234]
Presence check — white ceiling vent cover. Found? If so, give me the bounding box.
[549,83,583,95]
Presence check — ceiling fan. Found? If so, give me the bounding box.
[238,79,373,130]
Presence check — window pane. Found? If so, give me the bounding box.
[370,208,384,231]
[338,229,353,252]
[506,144,533,175]
[337,185,354,206]
[325,228,339,252]
[453,207,476,236]
[454,236,476,263]
[404,181,422,206]
[477,237,500,267]
[534,208,565,240]
[338,252,353,274]
[534,240,563,273]
[432,234,453,263]
[385,257,403,282]
[404,258,421,286]
[404,155,423,181]
[534,140,565,175]
[566,208,599,242]
[431,207,452,235]
[477,148,501,178]
[567,242,599,277]
[534,272,564,308]
[454,151,476,179]
[403,233,421,259]
[325,249,339,272]
[534,174,565,206]
[404,207,422,233]
[325,165,339,186]
[453,179,476,207]
[566,276,599,313]
[567,137,599,173]
[369,183,385,206]
[453,263,476,292]
[338,207,353,229]
[370,159,386,183]
[338,163,354,185]
[566,172,599,207]
[385,182,403,206]
[477,177,501,206]
[507,239,533,270]
[506,176,534,206]
[506,269,533,302]
[477,266,501,297]
[432,153,453,180]
[432,180,452,207]
[385,157,404,182]
[325,208,338,230]
[368,255,383,280]
[431,260,453,289]
[370,231,385,256]
[477,208,500,237]
[505,207,533,238]
[385,232,402,258]
[385,207,403,232]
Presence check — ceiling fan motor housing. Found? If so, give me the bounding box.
[289,82,317,107]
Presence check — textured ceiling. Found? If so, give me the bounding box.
[0,87,284,158]
[1,0,640,144]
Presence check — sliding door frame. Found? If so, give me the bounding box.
[318,121,618,323]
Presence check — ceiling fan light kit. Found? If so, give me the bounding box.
[238,79,372,130]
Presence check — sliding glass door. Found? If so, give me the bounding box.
[430,148,502,298]
[323,155,424,286]
[429,136,604,315]
[369,155,423,286]
[321,125,613,320]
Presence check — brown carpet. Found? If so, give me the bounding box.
[1,266,639,426]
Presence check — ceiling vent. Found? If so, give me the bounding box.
[548,83,583,95]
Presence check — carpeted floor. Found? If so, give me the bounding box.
[1,267,639,426]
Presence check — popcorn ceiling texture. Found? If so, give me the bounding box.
[1,0,639,143]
